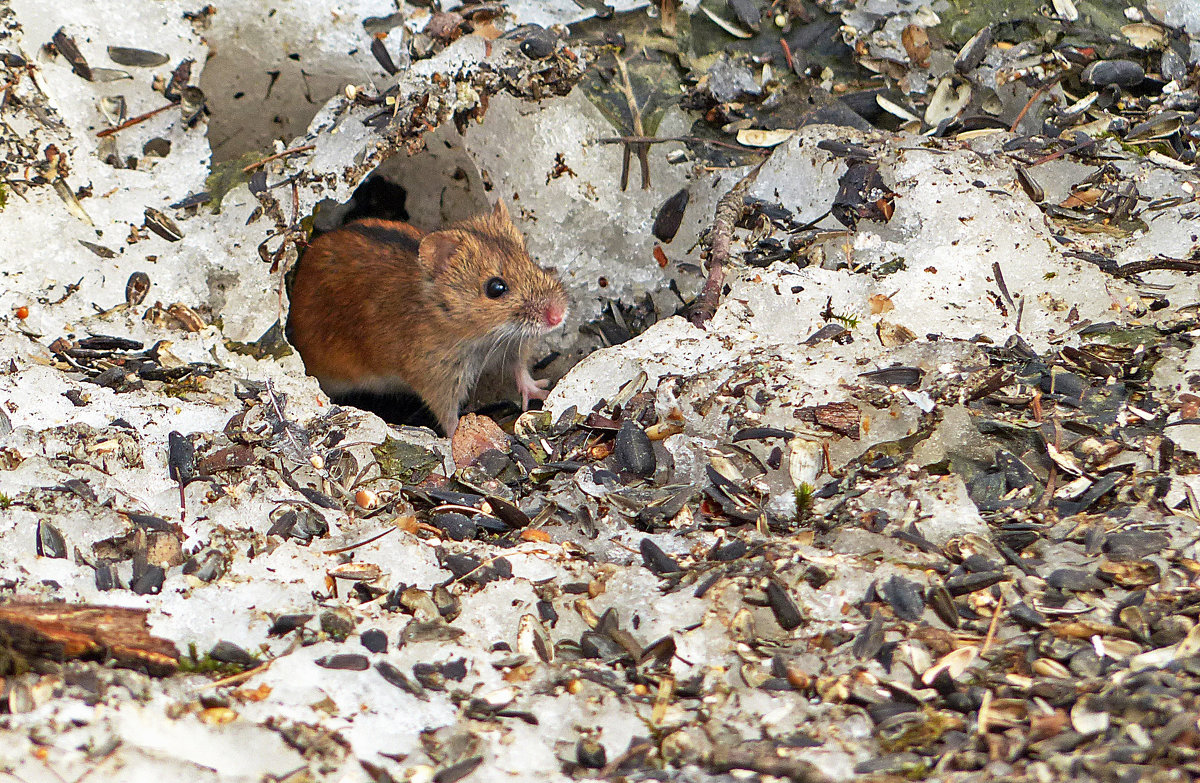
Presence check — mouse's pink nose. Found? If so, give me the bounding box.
[544,302,565,328]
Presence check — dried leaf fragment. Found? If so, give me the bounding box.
[868,294,894,314]
[901,24,931,67]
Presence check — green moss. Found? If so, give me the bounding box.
[793,484,814,521]
[176,642,254,677]
[224,320,293,361]
[937,0,1129,47]
[0,644,30,676]
[372,437,441,484]
[828,309,861,329]
[203,151,265,214]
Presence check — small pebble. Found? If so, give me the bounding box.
[518,27,556,60]
[360,628,388,654]
[1081,59,1144,88]
[433,512,477,541]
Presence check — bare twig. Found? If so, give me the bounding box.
[980,594,1005,657]
[1027,138,1095,167]
[709,747,832,783]
[204,660,272,689]
[599,741,654,778]
[95,102,178,138]
[687,160,767,327]
[597,134,766,153]
[70,742,120,783]
[1008,77,1062,134]
[265,380,309,461]
[448,551,515,585]
[779,37,794,72]
[263,380,349,499]
[242,144,317,173]
[614,56,651,190]
[321,525,398,555]
[1114,255,1200,278]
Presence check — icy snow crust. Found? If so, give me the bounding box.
[2,1,1200,782]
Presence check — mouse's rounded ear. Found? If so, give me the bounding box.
[418,230,461,276]
[492,199,510,222]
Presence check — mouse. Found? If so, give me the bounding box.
[287,200,568,438]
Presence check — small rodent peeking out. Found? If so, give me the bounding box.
[287,200,568,438]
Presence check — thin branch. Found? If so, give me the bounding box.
[1114,255,1200,278]
[95,102,178,138]
[203,660,272,689]
[980,594,1005,657]
[598,741,654,778]
[779,37,794,72]
[708,747,832,783]
[1008,77,1062,134]
[321,525,398,555]
[614,55,651,190]
[263,380,350,500]
[265,380,308,461]
[597,134,767,153]
[687,159,768,327]
[243,144,316,173]
[1027,138,1095,167]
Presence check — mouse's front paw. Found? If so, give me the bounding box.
[515,366,550,410]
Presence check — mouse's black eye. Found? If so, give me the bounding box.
[485,277,508,299]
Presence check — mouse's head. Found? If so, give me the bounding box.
[418,200,568,342]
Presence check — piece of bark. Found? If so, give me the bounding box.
[0,601,179,676]
[794,401,862,439]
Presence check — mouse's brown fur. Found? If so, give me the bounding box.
[288,201,568,437]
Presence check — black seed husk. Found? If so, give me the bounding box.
[653,188,690,243]
[125,272,151,305]
[167,431,195,484]
[927,584,960,628]
[640,537,682,574]
[433,512,477,541]
[269,614,313,636]
[36,520,67,559]
[615,421,655,476]
[767,579,803,630]
[881,575,925,621]
[360,628,388,653]
[315,653,370,671]
[853,612,885,659]
[577,738,607,768]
